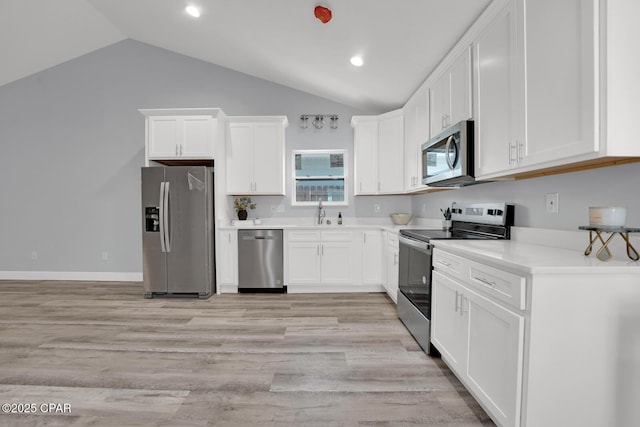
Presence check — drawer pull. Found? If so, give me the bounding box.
[438,260,452,267]
[474,276,496,287]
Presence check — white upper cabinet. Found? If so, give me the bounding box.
[473,0,524,177]
[473,0,637,180]
[140,108,222,164]
[522,0,598,165]
[403,85,430,192]
[430,46,473,137]
[352,110,404,195]
[352,116,378,195]
[377,111,405,194]
[225,116,287,195]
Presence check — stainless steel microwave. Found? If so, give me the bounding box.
[421,120,475,187]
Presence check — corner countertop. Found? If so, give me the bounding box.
[432,239,640,275]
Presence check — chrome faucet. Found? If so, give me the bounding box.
[317,200,326,225]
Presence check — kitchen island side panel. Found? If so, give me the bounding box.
[522,274,640,427]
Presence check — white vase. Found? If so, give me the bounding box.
[442,220,452,231]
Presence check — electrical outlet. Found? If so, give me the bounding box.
[31,251,38,260]
[374,204,381,213]
[270,205,277,213]
[545,193,559,214]
[102,251,109,261]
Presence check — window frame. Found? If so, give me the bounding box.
[291,149,348,207]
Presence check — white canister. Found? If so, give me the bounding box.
[589,206,627,227]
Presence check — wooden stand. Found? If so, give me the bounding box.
[579,226,640,261]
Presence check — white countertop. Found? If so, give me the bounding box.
[219,218,640,274]
[218,217,443,234]
[433,239,640,275]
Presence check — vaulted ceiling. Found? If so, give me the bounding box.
[1,0,491,113]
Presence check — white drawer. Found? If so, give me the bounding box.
[466,260,526,310]
[287,230,321,241]
[433,250,466,281]
[321,231,353,242]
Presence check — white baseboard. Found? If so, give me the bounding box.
[217,283,386,294]
[219,283,238,294]
[0,271,143,282]
[287,284,385,294]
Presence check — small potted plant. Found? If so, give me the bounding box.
[440,207,452,231]
[234,197,256,220]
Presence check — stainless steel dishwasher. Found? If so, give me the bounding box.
[237,229,284,292]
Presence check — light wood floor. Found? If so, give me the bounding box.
[0,281,493,426]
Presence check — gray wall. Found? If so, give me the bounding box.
[411,162,640,230]
[1,39,638,275]
[0,39,371,274]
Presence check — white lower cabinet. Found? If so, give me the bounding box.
[217,229,238,291]
[431,272,467,372]
[465,283,524,427]
[285,229,383,292]
[320,241,354,285]
[432,244,640,427]
[432,249,525,427]
[383,232,399,303]
[287,241,322,284]
[286,230,355,288]
[362,230,383,285]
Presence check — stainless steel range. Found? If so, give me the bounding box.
[397,202,514,354]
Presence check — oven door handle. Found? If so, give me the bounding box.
[399,235,432,254]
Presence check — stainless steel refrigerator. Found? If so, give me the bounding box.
[141,166,215,298]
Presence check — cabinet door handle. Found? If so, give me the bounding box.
[454,291,461,313]
[175,144,179,156]
[460,295,468,315]
[179,144,183,156]
[393,253,398,266]
[364,234,367,244]
[518,141,524,162]
[321,244,324,256]
[473,276,496,288]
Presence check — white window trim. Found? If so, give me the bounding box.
[291,149,348,207]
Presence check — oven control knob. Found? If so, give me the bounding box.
[422,276,427,284]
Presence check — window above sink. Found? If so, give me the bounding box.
[292,150,348,206]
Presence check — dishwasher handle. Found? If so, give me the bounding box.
[241,235,278,241]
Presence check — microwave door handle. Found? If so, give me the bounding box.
[444,135,455,170]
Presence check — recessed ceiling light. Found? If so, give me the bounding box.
[350,56,364,67]
[185,5,201,18]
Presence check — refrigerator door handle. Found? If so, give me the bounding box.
[159,182,167,253]
[164,181,171,252]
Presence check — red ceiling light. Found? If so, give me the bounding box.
[314,5,332,24]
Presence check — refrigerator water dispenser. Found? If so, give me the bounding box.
[145,207,160,232]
